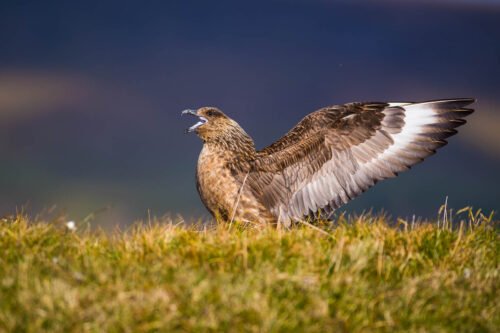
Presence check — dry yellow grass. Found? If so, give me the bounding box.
[0,208,498,332]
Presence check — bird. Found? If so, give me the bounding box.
[182,99,474,226]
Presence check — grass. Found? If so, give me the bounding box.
[0,208,498,332]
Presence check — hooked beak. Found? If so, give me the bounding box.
[181,109,208,133]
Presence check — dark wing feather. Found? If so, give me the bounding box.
[248,99,474,223]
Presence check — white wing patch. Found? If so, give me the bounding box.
[376,103,436,163]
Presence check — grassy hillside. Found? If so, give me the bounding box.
[0,209,498,332]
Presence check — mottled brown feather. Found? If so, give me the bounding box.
[247,99,475,224]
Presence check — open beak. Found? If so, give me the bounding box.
[181,109,208,133]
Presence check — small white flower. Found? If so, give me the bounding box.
[464,268,471,279]
[66,220,76,231]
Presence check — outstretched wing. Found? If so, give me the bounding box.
[248,99,474,223]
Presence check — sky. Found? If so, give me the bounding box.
[1,0,499,226]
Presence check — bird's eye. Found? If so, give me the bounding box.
[207,110,217,117]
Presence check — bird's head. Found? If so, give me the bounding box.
[182,107,245,143]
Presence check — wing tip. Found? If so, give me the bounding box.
[422,98,476,110]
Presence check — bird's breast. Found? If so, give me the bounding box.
[196,145,242,219]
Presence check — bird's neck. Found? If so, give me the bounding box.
[204,129,257,164]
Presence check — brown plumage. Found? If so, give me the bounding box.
[182,99,474,226]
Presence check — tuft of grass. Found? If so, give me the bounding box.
[0,209,498,332]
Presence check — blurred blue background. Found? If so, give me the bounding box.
[1,0,499,226]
